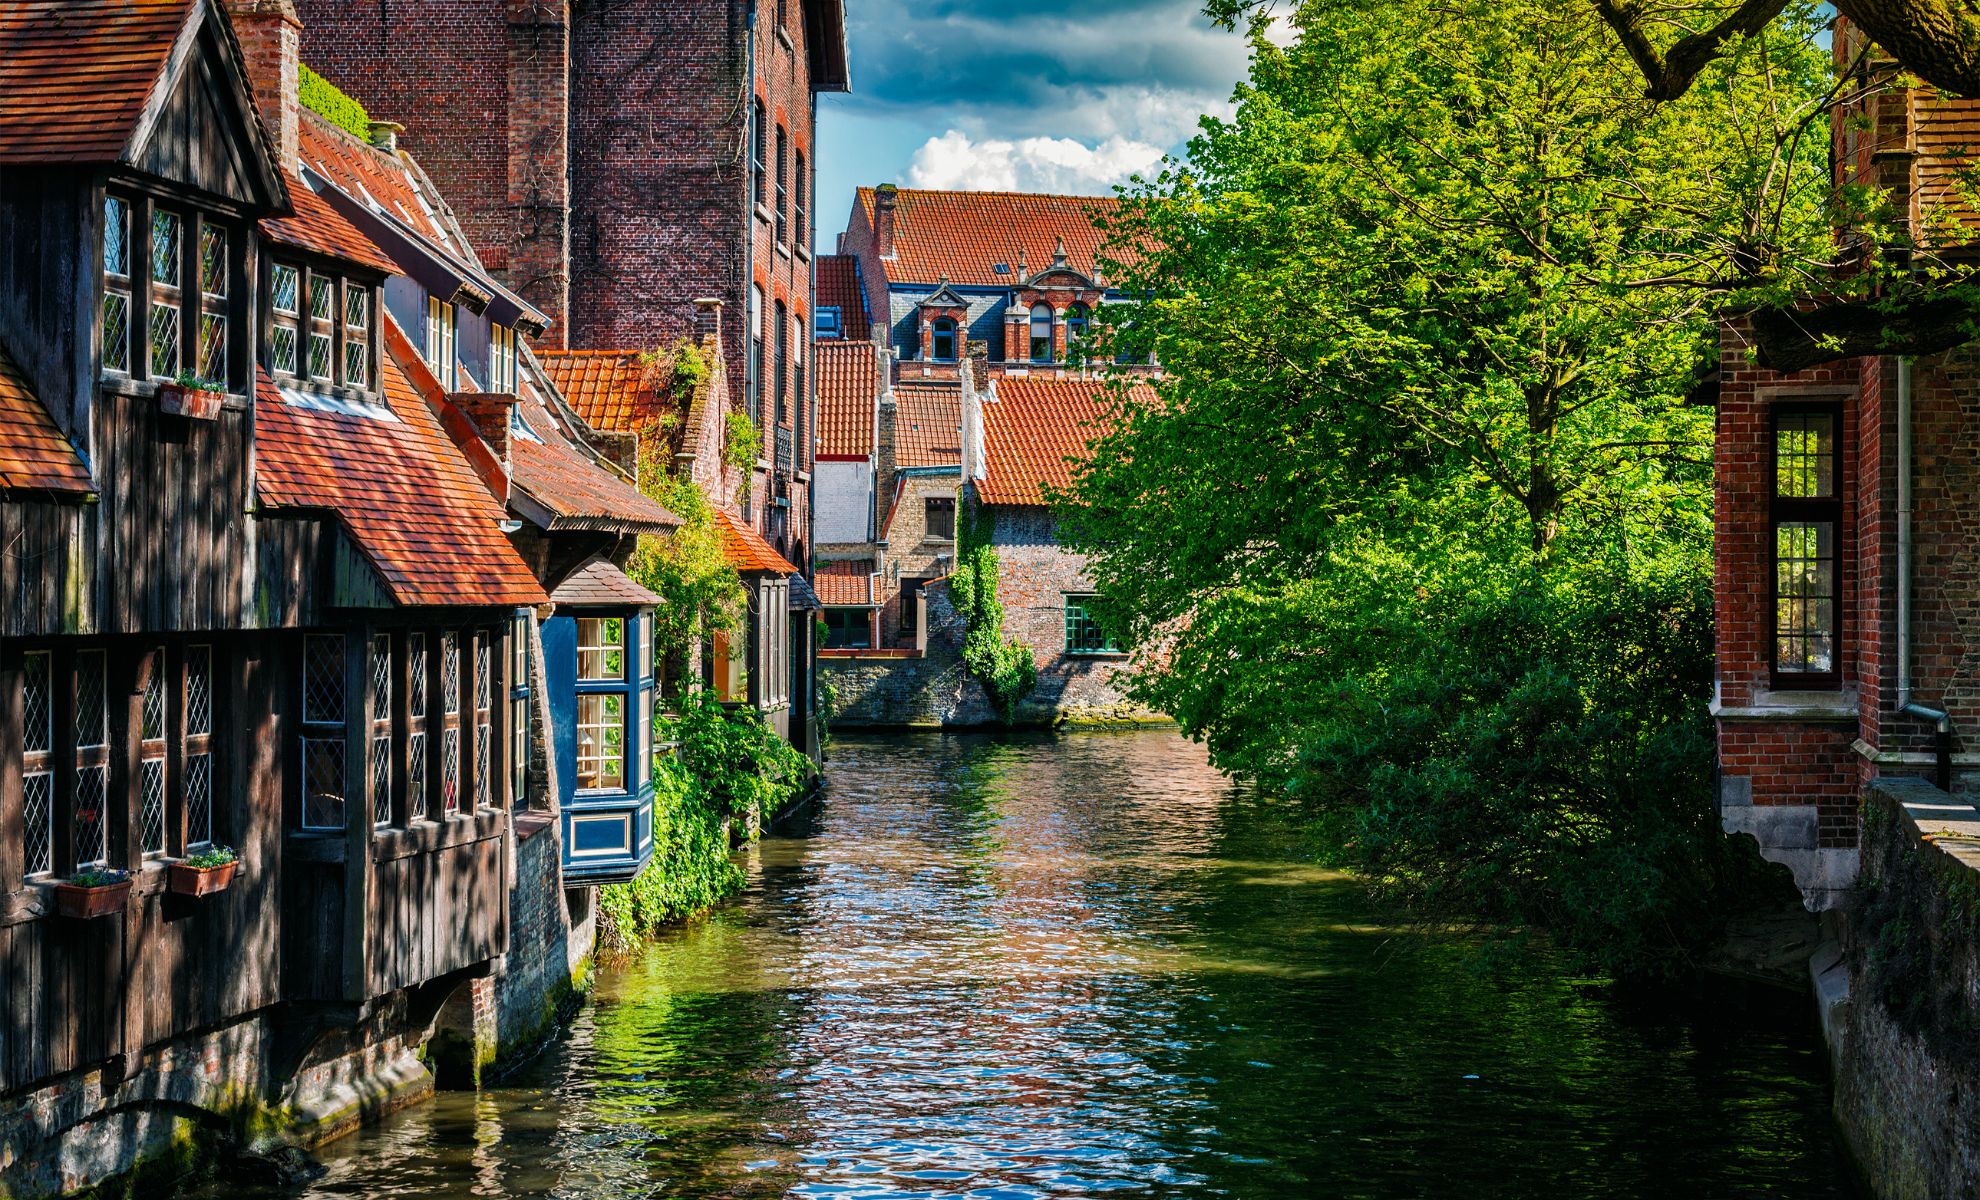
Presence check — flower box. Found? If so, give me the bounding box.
[54,877,132,920]
[157,381,223,421]
[167,859,238,898]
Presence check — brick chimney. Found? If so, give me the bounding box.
[693,297,724,345]
[874,183,899,260]
[454,392,518,474]
[226,0,301,177]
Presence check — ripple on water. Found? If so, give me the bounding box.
[202,729,1861,1200]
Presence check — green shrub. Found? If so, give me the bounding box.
[949,505,1036,723]
[596,689,812,950]
[298,64,371,140]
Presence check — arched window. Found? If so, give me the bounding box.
[931,317,957,361]
[1063,302,1089,359]
[1029,304,1053,363]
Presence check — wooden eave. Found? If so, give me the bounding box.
[123,0,291,214]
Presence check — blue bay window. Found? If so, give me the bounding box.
[546,607,656,884]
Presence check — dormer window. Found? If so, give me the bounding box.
[490,324,518,393]
[816,306,842,339]
[270,260,380,396]
[102,191,242,390]
[1029,304,1054,363]
[427,296,457,388]
[931,317,957,361]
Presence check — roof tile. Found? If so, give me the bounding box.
[0,340,92,494]
[857,188,1130,289]
[894,383,961,469]
[978,377,1147,507]
[815,254,871,340]
[814,341,877,457]
[539,351,681,443]
[254,316,547,607]
[260,174,397,274]
[550,556,661,608]
[713,509,798,575]
[0,0,188,164]
[815,559,874,606]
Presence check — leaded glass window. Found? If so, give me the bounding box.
[102,196,131,374]
[372,634,393,827]
[139,650,166,856]
[272,263,300,375]
[186,645,213,849]
[148,209,182,377]
[408,633,428,820]
[197,224,229,385]
[441,632,461,815]
[73,651,109,868]
[474,634,492,810]
[301,634,346,830]
[21,652,52,878]
[344,284,371,389]
[307,272,333,381]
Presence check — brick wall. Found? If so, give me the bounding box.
[990,506,1156,721]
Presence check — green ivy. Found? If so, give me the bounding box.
[596,690,812,949]
[298,64,371,141]
[724,411,760,477]
[949,502,1036,723]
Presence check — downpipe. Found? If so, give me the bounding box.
[1895,356,1953,790]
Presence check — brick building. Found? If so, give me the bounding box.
[289,0,848,576]
[1712,36,1980,911]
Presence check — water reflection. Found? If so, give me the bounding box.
[242,729,1860,1199]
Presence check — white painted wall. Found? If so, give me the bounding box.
[816,458,875,544]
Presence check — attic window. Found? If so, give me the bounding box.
[816,306,842,339]
[993,263,1010,275]
[271,261,379,396]
[102,192,242,390]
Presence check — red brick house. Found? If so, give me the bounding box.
[1711,42,1980,911]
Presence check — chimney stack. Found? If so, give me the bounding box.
[226,0,301,176]
[693,297,724,346]
[367,120,405,153]
[874,183,899,260]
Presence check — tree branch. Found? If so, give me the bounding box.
[1747,290,1980,372]
[1592,0,1793,100]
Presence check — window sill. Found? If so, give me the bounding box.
[373,809,509,862]
[1065,651,1129,660]
[775,24,794,52]
[102,375,250,411]
[1709,689,1856,724]
[795,245,811,264]
[755,202,775,225]
[776,242,793,260]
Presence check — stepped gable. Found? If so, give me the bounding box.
[253,314,546,607]
[856,187,1129,287]
[815,341,878,457]
[978,377,1149,507]
[0,340,91,494]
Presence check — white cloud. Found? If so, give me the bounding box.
[904,130,1168,194]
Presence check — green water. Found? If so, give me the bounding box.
[279,729,1861,1198]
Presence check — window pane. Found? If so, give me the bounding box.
[23,651,51,754]
[302,736,346,830]
[309,331,332,380]
[1775,521,1836,675]
[272,325,297,375]
[443,633,460,715]
[308,272,332,321]
[104,197,129,277]
[304,635,345,723]
[150,210,180,287]
[1776,412,1836,499]
[103,292,130,374]
[198,312,226,384]
[76,651,106,749]
[142,652,165,741]
[140,758,166,856]
[74,764,108,868]
[200,226,227,298]
[638,687,653,786]
[576,692,626,791]
[24,772,52,877]
[186,753,212,848]
[187,645,212,736]
[149,300,179,377]
[273,264,299,315]
[578,616,626,681]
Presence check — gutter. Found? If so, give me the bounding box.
[1895,354,1954,789]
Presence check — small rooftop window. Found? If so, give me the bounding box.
[993,263,1010,275]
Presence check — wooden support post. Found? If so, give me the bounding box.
[342,629,372,1002]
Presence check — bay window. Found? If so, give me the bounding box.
[1772,405,1843,685]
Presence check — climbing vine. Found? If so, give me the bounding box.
[948,502,1037,723]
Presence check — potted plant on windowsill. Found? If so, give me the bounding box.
[157,371,225,421]
[167,846,239,898]
[54,868,132,920]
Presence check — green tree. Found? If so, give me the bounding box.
[1067,0,1833,974]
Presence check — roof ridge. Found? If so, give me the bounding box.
[858,184,1124,204]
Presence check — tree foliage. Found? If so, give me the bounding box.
[1067,0,1829,974]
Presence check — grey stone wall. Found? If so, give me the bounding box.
[823,582,994,727]
[990,507,1156,723]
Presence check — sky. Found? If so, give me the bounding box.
[812,0,1257,247]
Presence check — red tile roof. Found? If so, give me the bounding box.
[0,0,189,164]
[856,188,1130,288]
[815,254,871,341]
[0,340,91,494]
[977,377,1147,507]
[254,316,547,608]
[894,383,961,468]
[550,556,661,608]
[538,351,678,438]
[261,175,397,274]
[299,109,454,247]
[713,510,798,575]
[815,559,875,606]
[510,418,680,534]
[815,341,877,458]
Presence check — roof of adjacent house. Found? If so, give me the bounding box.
[550,556,661,608]
[894,383,962,469]
[539,350,679,441]
[815,255,872,341]
[816,559,875,606]
[856,187,1128,289]
[713,510,798,576]
[510,394,680,535]
[815,341,877,458]
[0,340,91,495]
[261,174,396,274]
[977,377,1147,507]
[253,315,547,607]
[299,108,455,247]
[0,0,192,164]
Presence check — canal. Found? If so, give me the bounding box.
[265,729,1861,1198]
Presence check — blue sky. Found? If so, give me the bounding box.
[813,1,1257,246]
